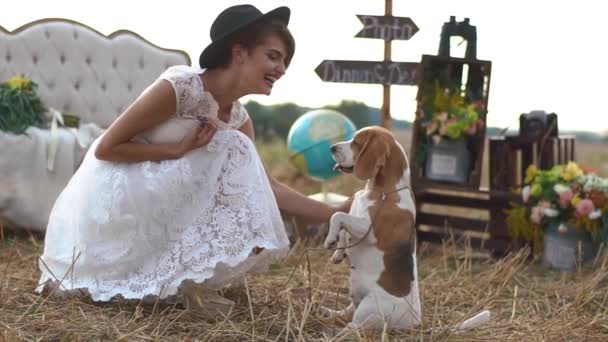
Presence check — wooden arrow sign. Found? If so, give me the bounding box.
[355,15,419,41]
[315,60,418,86]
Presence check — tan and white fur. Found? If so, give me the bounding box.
[322,126,490,333]
[322,126,421,331]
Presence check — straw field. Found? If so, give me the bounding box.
[1,130,608,341]
[3,227,608,341]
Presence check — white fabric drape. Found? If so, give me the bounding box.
[0,124,103,231]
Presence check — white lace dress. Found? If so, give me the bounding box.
[37,65,289,302]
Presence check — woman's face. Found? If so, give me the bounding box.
[240,34,288,95]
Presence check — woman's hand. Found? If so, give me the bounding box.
[178,119,217,156]
[334,196,354,214]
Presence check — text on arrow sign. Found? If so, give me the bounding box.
[355,15,419,41]
[315,60,419,86]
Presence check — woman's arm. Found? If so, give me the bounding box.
[239,119,351,223]
[95,80,216,163]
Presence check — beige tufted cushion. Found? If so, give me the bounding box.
[0,19,191,128]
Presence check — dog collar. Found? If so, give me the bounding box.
[380,185,409,201]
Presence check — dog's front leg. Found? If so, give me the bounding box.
[334,212,372,240]
[324,212,345,249]
[319,302,355,322]
[330,229,348,263]
[324,212,371,249]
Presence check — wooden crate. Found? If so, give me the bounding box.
[410,54,492,191]
[413,135,576,256]
[408,17,577,256]
[489,135,576,192]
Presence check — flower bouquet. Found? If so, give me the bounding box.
[506,162,608,270]
[0,75,80,134]
[0,75,47,134]
[418,81,486,145]
[416,81,487,183]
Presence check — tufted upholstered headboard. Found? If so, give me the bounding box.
[0,18,191,128]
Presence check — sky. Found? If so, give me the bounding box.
[3,0,608,133]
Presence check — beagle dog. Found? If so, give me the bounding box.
[322,126,421,330]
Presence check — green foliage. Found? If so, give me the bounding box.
[244,99,379,141]
[0,76,47,134]
[244,101,305,141]
[506,162,608,253]
[420,81,483,141]
[323,100,372,130]
[505,204,544,254]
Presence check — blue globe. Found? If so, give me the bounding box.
[287,109,357,181]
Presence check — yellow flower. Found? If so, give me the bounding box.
[571,194,581,208]
[6,75,30,90]
[561,161,582,181]
[524,164,537,184]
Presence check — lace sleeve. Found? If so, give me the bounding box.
[159,66,201,118]
[232,103,251,129]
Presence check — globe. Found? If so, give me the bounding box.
[287,109,357,182]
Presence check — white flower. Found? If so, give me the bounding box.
[589,210,602,220]
[558,224,568,234]
[522,186,531,203]
[582,174,608,192]
[553,184,570,194]
[543,208,559,217]
[432,134,442,145]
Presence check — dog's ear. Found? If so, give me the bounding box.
[354,135,389,180]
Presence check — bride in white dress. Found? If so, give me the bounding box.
[37,5,350,311]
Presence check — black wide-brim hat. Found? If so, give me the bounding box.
[199,4,290,69]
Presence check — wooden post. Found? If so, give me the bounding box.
[382,0,393,129]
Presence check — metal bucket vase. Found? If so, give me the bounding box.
[424,139,471,184]
[542,221,595,272]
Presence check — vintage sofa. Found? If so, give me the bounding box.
[0,18,190,231]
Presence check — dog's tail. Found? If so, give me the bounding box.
[453,310,491,331]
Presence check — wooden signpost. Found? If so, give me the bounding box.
[355,15,418,41]
[314,60,418,86]
[314,0,418,129]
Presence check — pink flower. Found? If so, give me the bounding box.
[530,206,544,224]
[476,119,485,130]
[538,201,552,209]
[437,112,448,122]
[473,100,485,110]
[465,123,477,135]
[417,109,426,120]
[558,224,568,234]
[426,121,438,135]
[576,199,595,217]
[558,189,573,207]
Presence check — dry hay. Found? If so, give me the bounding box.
[2,225,608,341]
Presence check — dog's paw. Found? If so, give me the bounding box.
[323,236,337,249]
[330,250,346,264]
[318,305,338,319]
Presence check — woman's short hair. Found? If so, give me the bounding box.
[209,19,295,70]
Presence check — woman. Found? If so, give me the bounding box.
[37,4,350,312]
